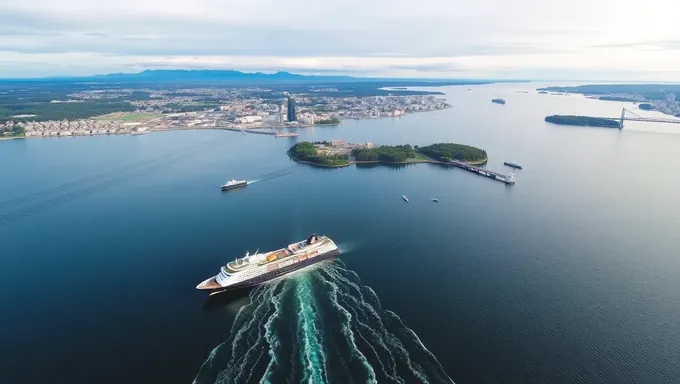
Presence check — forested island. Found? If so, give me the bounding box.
[288,141,487,167]
[545,115,621,128]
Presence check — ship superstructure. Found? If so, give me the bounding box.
[221,179,247,191]
[196,234,339,292]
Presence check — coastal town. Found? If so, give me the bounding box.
[5,87,451,138]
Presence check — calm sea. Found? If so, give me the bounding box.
[1,83,680,383]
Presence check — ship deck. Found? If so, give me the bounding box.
[198,277,222,290]
[223,237,332,274]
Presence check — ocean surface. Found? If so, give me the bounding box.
[2,82,680,383]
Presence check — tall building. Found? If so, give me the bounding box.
[287,95,297,122]
[278,103,285,122]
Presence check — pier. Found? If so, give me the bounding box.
[353,159,516,184]
[447,160,515,184]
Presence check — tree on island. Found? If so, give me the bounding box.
[352,145,416,162]
[316,117,341,125]
[0,123,25,137]
[288,142,350,167]
[416,143,487,162]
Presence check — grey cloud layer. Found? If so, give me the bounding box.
[0,0,679,79]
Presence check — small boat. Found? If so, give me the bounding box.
[402,195,409,202]
[503,161,523,170]
[430,198,439,202]
[492,98,506,105]
[221,179,248,191]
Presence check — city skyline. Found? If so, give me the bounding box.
[1,0,679,80]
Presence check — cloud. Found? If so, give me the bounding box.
[0,0,679,79]
[590,40,680,51]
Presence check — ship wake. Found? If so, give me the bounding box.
[193,261,454,384]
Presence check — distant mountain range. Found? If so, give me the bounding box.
[89,70,359,84]
[1,69,499,86]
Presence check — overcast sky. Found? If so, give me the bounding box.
[1,0,679,80]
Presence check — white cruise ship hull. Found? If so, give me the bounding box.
[196,236,339,292]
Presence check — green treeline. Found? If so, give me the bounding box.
[289,141,489,167]
[0,100,134,123]
[288,142,350,167]
[545,115,621,128]
[316,117,341,125]
[352,145,416,162]
[0,124,25,137]
[416,143,487,162]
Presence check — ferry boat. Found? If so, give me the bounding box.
[196,234,339,293]
[492,98,506,105]
[221,179,247,191]
[402,195,409,202]
[503,161,523,169]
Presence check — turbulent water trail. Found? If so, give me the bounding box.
[194,261,454,384]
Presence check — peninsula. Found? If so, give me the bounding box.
[545,115,621,129]
[537,84,680,117]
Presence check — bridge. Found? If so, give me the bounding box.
[593,108,680,128]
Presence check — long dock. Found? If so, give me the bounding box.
[353,158,516,184]
[447,160,515,184]
[222,127,276,135]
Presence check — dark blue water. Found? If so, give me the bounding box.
[2,83,680,383]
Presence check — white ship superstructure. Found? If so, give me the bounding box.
[197,234,339,292]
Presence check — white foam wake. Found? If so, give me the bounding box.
[193,261,454,384]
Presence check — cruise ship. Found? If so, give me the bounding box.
[196,234,339,293]
[221,179,247,191]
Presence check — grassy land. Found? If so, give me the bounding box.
[95,112,164,121]
[0,133,25,140]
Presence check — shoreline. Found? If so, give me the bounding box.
[292,156,489,169]
[0,136,25,141]
[10,107,451,141]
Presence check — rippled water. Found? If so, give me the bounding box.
[1,82,680,383]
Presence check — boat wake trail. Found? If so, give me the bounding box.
[255,165,302,183]
[194,261,454,384]
[0,137,229,228]
[336,241,359,255]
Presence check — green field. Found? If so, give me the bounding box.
[95,113,164,121]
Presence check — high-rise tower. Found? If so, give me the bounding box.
[287,95,297,122]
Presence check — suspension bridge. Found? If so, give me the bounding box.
[597,108,680,128]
